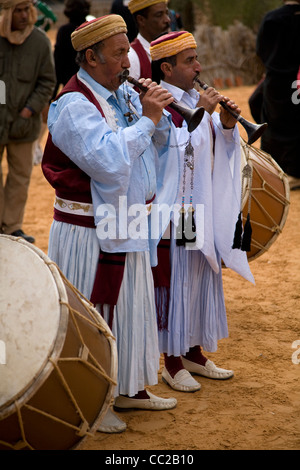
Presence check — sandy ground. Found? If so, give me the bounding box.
[3,81,300,450]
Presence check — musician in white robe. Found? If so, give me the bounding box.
[150,31,255,393]
[42,15,180,433]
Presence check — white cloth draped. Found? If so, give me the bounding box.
[156,81,255,355]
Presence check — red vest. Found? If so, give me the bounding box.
[130,38,152,79]
[42,75,105,228]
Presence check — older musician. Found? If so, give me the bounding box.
[150,31,255,392]
[42,15,179,433]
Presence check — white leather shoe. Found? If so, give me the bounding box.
[162,367,201,392]
[113,391,177,411]
[98,408,127,433]
[182,357,234,380]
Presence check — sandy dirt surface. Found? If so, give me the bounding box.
[3,82,300,451]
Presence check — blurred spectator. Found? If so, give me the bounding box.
[32,0,57,165]
[0,0,55,242]
[34,0,57,31]
[256,0,300,188]
[53,0,92,98]
[110,0,137,42]
[168,8,182,31]
[127,0,170,81]
[32,0,91,165]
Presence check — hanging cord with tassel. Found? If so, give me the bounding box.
[176,135,196,246]
[232,158,253,252]
[241,161,253,251]
[232,210,243,249]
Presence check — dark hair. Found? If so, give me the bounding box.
[132,6,150,23]
[75,41,105,66]
[64,0,91,22]
[151,56,177,83]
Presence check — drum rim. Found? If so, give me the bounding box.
[240,139,290,262]
[0,235,70,418]
[74,302,118,447]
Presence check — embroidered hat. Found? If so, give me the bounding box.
[150,31,197,61]
[71,14,127,51]
[128,0,167,14]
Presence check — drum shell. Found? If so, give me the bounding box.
[240,139,290,262]
[0,236,117,450]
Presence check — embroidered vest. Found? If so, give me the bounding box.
[42,75,105,228]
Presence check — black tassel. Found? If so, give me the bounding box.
[241,213,252,252]
[185,206,196,245]
[176,208,186,246]
[232,211,243,249]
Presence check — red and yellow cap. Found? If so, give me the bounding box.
[150,31,197,61]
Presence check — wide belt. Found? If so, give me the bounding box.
[54,194,156,223]
[54,196,94,217]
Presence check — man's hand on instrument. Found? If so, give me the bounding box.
[140,78,174,126]
[197,87,224,115]
[220,97,241,129]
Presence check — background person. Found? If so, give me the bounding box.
[33,0,93,166]
[127,0,170,81]
[0,0,55,243]
[256,0,300,190]
[110,0,138,42]
[53,0,92,99]
[32,0,57,165]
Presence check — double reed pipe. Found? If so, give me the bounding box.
[196,78,268,144]
[121,70,205,133]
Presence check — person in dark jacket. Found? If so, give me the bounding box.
[110,0,138,42]
[256,0,300,189]
[0,0,55,242]
[53,0,92,98]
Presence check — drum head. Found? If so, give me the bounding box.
[0,235,68,409]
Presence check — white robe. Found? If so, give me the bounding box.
[47,70,180,395]
[156,81,255,354]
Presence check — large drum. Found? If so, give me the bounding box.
[240,138,290,261]
[0,235,117,450]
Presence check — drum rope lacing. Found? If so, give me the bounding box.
[46,260,117,386]
[47,261,115,337]
[241,141,290,254]
[242,142,290,224]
